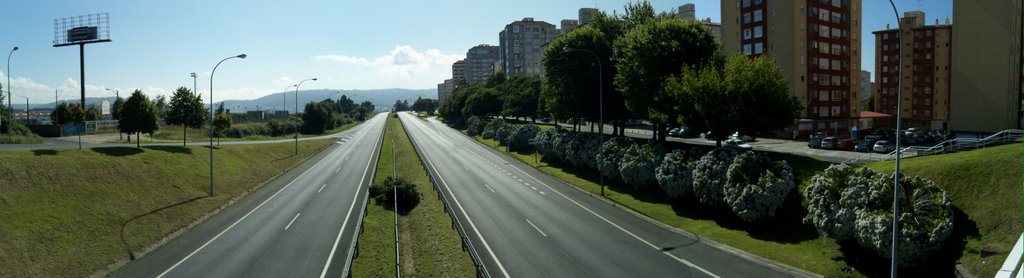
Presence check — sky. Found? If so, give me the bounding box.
[0,0,951,105]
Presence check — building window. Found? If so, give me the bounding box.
[771,8,775,17]
[743,44,752,55]
[926,30,933,37]
[743,0,750,8]
[926,53,932,60]
[926,41,932,48]
[853,19,858,26]
[801,6,805,14]
[883,44,889,51]
[883,33,889,40]
[754,9,763,22]
[832,106,841,116]
[818,9,830,21]
[754,26,763,38]
[743,28,752,39]
[754,42,764,54]
[743,12,751,24]
[801,56,805,65]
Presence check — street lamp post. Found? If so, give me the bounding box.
[7,46,18,141]
[886,1,903,276]
[283,84,296,116]
[208,54,247,197]
[564,46,604,196]
[106,88,120,140]
[294,78,316,155]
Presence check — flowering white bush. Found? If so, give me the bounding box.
[805,165,954,266]
[482,120,505,139]
[596,138,631,179]
[722,152,795,222]
[691,148,737,206]
[506,124,539,151]
[531,127,558,156]
[618,144,662,190]
[466,116,486,136]
[655,150,693,199]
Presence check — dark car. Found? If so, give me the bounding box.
[855,139,877,152]
[667,128,681,137]
[836,138,855,151]
[679,127,700,138]
[808,136,823,149]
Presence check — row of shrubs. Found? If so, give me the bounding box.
[803,164,954,266]
[528,127,796,222]
[467,116,539,152]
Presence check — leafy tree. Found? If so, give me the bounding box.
[668,55,801,146]
[438,84,475,122]
[301,102,329,134]
[165,86,207,146]
[154,95,167,119]
[412,97,437,115]
[501,76,541,122]
[462,86,502,118]
[85,104,100,121]
[111,96,125,120]
[614,15,721,141]
[865,94,875,111]
[118,90,160,148]
[213,113,232,145]
[51,103,72,125]
[393,99,410,112]
[65,103,86,125]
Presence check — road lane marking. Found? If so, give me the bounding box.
[320,117,384,278]
[285,213,301,230]
[411,121,511,278]
[472,131,722,278]
[483,183,496,193]
[539,191,546,195]
[336,167,341,173]
[318,183,327,193]
[525,219,547,237]
[157,139,339,278]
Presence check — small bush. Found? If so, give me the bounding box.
[618,144,663,191]
[466,116,486,136]
[481,120,505,139]
[506,124,539,151]
[596,137,631,179]
[691,148,737,206]
[655,150,693,199]
[722,152,795,222]
[496,123,516,146]
[368,176,422,215]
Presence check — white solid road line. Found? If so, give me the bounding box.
[525,219,548,238]
[407,115,511,278]
[467,123,722,278]
[318,183,327,193]
[285,213,301,230]
[156,138,339,278]
[320,116,383,278]
[483,183,496,193]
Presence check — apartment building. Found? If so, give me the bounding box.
[499,18,559,78]
[437,79,455,101]
[872,11,952,131]
[452,60,466,85]
[678,3,723,42]
[466,45,500,84]
[859,70,871,109]
[949,0,1023,133]
[722,0,862,137]
[579,8,598,25]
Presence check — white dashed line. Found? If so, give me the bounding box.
[525,219,547,237]
[483,183,496,193]
[284,213,301,230]
[318,183,326,193]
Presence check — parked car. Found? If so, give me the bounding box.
[855,139,878,152]
[679,127,700,138]
[835,138,855,151]
[820,137,838,149]
[808,136,823,149]
[667,128,681,137]
[731,132,756,142]
[873,140,896,153]
[724,138,753,151]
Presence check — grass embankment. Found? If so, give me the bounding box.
[351,114,474,277]
[0,139,333,277]
[0,134,43,144]
[862,143,1022,277]
[473,130,1019,277]
[141,121,361,143]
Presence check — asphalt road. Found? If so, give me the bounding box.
[113,112,387,278]
[398,112,808,278]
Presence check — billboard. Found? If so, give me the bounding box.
[53,13,111,47]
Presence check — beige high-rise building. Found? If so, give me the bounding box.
[722,0,862,137]
[872,11,952,131]
[949,0,1023,133]
[499,18,559,78]
[678,3,723,43]
[452,60,466,85]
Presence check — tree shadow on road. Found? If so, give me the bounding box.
[92,147,144,157]
[119,195,208,260]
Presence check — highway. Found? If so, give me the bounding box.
[114,112,387,278]
[398,112,804,277]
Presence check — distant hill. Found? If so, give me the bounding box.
[20,88,437,112]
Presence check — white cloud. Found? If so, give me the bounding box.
[274,76,295,86]
[316,45,463,79]
[315,54,371,65]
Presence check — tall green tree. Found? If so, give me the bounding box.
[51,102,71,125]
[111,96,125,120]
[154,95,167,119]
[85,104,100,121]
[213,113,232,145]
[301,102,329,134]
[614,15,722,141]
[165,86,207,146]
[501,76,541,122]
[462,86,502,118]
[667,55,801,147]
[118,90,160,148]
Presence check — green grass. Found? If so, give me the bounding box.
[0,134,43,144]
[860,143,1022,277]
[470,130,1020,277]
[0,139,334,277]
[352,113,474,277]
[141,121,361,144]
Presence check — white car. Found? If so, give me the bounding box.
[873,140,896,153]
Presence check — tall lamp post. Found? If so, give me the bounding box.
[564,46,604,196]
[283,84,296,115]
[105,88,120,140]
[294,78,316,155]
[208,54,247,197]
[7,46,18,141]
[886,0,903,276]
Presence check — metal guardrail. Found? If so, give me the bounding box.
[400,115,491,278]
[996,234,1024,278]
[878,129,1024,161]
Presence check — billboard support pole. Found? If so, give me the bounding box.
[79,43,85,106]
